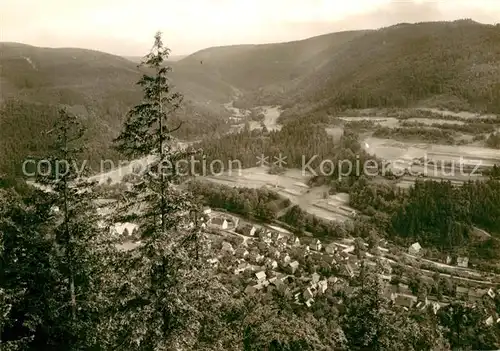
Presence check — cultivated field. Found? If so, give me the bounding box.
[203,167,355,223]
[416,108,498,120]
[362,137,495,187]
[363,137,500,167]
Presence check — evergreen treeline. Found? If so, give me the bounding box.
[373,126,456,144]
[349,178,500,254]
[2,33,500,351]
[188,119,373,180]
[400,120,498,134]
[189,180,288,222]
[290,21,500,115]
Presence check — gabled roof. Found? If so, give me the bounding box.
[255,271,266,280]
[211,217,227,225]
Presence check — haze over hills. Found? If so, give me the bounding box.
[175,20,500,114]
[1,19,500,176]
[0,42,230,175]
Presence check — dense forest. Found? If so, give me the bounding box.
[2,32,500,351]
[287,20,500,115]
[189,180,288,222]
[372,126,456,144]
[348,177,500,259]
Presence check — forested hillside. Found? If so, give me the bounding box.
[285,20,500,114]
[0,43,230,176]
[172,30,365,94]
[2,20,500,176]
[175,20,500,114]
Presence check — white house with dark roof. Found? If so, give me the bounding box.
[255,271,267,282]
[488,288,496,299]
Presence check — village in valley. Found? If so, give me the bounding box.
[137,204,500,326]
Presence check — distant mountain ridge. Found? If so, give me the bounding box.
[124,54,187,63]
[1,20,500,176]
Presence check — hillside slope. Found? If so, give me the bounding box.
[283,20,500,115]
[0,43,231,176]
[173,21,500,114]
[171,31,367,102]
[2,20,499,176]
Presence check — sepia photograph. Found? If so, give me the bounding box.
[1,0,500,350]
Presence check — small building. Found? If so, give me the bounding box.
[244,285,257,295]
[210,217,228,229]
[265,259,278,270]
[255,271,266,282]
[303,288,314,300]
[398,283,411,295]
[408,242,422,255]
[311,272,321,284]
[485,316,494,326]
[234,262,250,275]
[342,245,355,254]
[221,241,235,255]
[311,239,322,252]
[469,288,487,302]
[317,280,328,294]
[305,298,314,308]
[325,243,336,254]
[289,261,299,274]
[322,254,337,265]
[235,247,249,259]
[457,256,469,268]
[203,207,212,215]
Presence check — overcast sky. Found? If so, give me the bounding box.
[1,0,499,56]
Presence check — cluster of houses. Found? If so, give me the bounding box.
[206,221,362,306]
[206,220,452,314]
[408,242,469,268]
